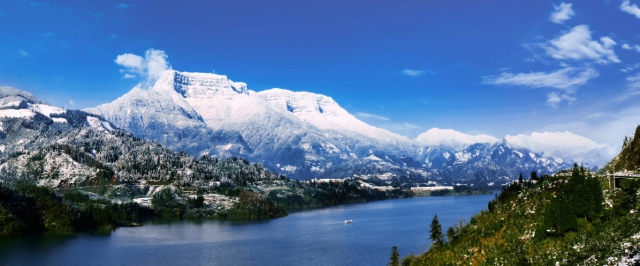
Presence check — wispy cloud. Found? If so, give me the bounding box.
[622,43,631,50]
[18,50,30,57]
[115,48,172,87]
[621,0,640,19]
[123,74,136,79]
[116,3,133,10]
[484,67,598,107]
[546,91,576,107]
[44,32,56,37]
[68,100,74,106]
[110,34,118,40]
[483,67,598,90]
[550,3,575,24]
[402,69,425,77]
[617,72,640,101]
[355,112,390,121]
[544,25,620,64]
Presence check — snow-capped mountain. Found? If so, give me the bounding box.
[416,128,498,150]
[85,70,600,183]
[0,87,273,194]
[429,140,573,185]
[88,70,418,179]
[0,87,114,139]
[85,84,251,158]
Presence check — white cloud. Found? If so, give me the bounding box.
[622,43,632,50]
[544,25,620,64]
[621,0,640,19]
[115,48,172,87]
[44,32,56,37]
[116,3,132,9]
[505,131,610,166]
[621,63,640,73]
[402,69,425,77]
[483,67,598,90]
[636,45,640,52]
[123,74,136,79]
[68,100,74,106]
[546,91,576,107]
[355,112,390,121]
[550,3,576,24]
[115,53,144,73]
[18,50,29,57]
[617,72,640,101]
[542,106,640,162]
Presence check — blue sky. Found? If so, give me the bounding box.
[2,0,640,150]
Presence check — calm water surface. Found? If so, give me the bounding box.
[0,194,494,266]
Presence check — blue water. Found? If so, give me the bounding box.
[0,195,494,266]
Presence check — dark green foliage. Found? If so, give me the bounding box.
[429,214,443,246]
[530,171,538,181]
[542,194,577,236]
[188,195,205,209]
[389,246,399,266]
[152,189,186,218]
[606,125,640,172]
[519,173,523,183]
[400,254,415,266]
[267,179,406,209]
[612,178,640,216]
[446,226,456,243]
[227,191,286,220]
[0,183,150,236]
[540,164,603,237]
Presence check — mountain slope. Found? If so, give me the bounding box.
[87,71,420,179]
[405,140,640,265]
[86,70,595,183]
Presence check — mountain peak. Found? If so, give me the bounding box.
[153,70,249,98]
[0,86,41,105]
[416,128,498,149]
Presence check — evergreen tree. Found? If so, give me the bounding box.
[389,246,399,266]
[429,214,444,246]
[518,173,523,184]
[530,171,538,181]
[401,254,415,266]
[447,226,456,243]
[542,195,577,236]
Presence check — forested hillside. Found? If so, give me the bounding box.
[392,127,640,265]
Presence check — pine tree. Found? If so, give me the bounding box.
[530,171,538,181]
[389,246,399,266]
[429,214,444,246]
[446,226,456,243]
[518,173,523,184]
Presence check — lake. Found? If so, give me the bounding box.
[0,194,494,266]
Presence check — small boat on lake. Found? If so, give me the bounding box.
[344,220,353,224]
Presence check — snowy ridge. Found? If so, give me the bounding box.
[258,88,412,145]
[416,128,498,149]
[86,70,604,181]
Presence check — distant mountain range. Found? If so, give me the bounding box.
[78,70,609,186]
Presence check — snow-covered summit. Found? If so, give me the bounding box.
[154,70,249,97]
[258,88,412,144]
[416,128,499,149]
